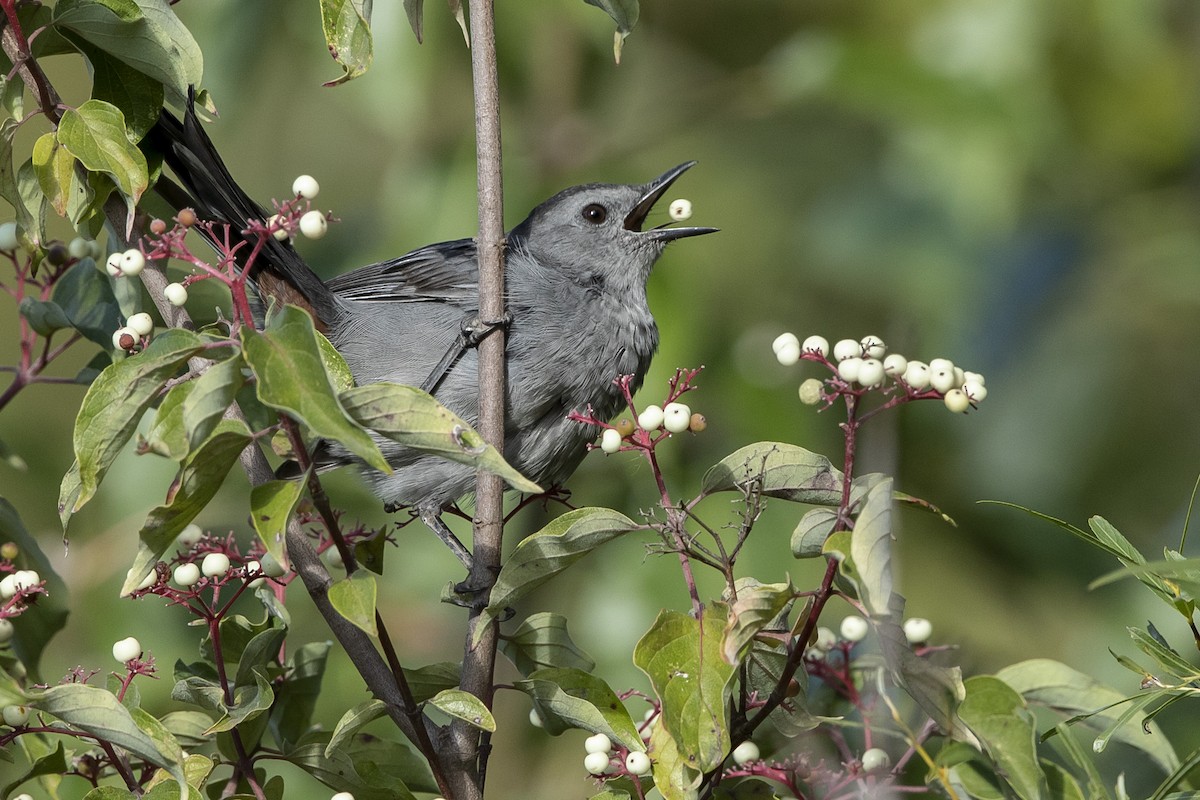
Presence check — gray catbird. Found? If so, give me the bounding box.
[149,100,715,559]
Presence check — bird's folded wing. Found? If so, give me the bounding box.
[327,238,480,304]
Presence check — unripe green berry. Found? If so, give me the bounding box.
[173,562,201,587]
[120,249,146,276]
[832,338,861,362]
[600,427,622,454]
[731,740,760,765]
[584,733,612,754]
[859,335,886,359]
[299,210,328,239]
[126,312,154,337]
[584,751,610,775]
[798,378,823,405]
[164,282,189,307]
[861,747,891,772]
[840,615,869,642]
[1,541,17,560]
[68,237,92,259]
[292,174,320,200]
[324,547,344,569]
[944,388,970,413]
[638,404,664,432]
[45,243,69,266]
[614,418,635,437]
[112,636,142,663]
[260,553,287,578]
[0,618,13,643]
[663,402,691,433]
[801,335,829,358]
[624,750,652,776]
[903,617,933,644]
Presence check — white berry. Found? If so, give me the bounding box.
[859,335,886,359]
[0,222,19,252]
[840,615,869,642]
[164,282,189,306]
[944,388,970,413]
[813,626,836,652]
[120,249,146,276]
[260,553,287,578]
[584,751,610,775]
[731,740,760,765]
[173,562,201,587]
[638,405,665,432]
[529,707,545,728]
[772,332,799,355]
[330,793,355,800]
[177,523,204,547]
[105,252,123,277]
[861,747,891,772]
[624,750,652,776]
[584,733,612,754]
[903,617,933,644]
[930,366,957,394]
[267,214,290,241]
[837,357,862,383]
[600,427,622,453]
[668,198,692,221]
[798,378,823,405]
[857,358,885,388]
[112,636,142,663]
[0,618,13,643]
[883,353,908,376]
[299,210,328,239]
[126,312,154,337]
[902,361,930,390]
[663,402,691,433]
[832,339,861,362]
[292,174,320,200]
[0,570,39,598]
[245,560,265,588]
[2,704,30,726]
[68,237,92,259]
[112,326,137,350]
[963,380,987,403]
[775,342,801,366]
[928,358,955,373]
[963,371,985,386]
[801,335,829,358]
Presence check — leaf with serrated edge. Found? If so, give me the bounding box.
[429,689,496,732]
[241,306,389,473]
[320,0,374,85]
[634,605,736,772]
[958,676,1049,800]
[850,477,894,615]
[250,478,306,566]
[700,442,843,505]
[60,328,206,527]
[328,569,378,637]
[514,667,642,751]
[722,580,793,665]
[485,507,636,616]
[996,659,1178,773]
[341,382,539,492]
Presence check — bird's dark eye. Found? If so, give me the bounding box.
[581,203,607,224]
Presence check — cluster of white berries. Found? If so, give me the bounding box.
[598,402,707,453]
[582,732,653,778]
[269,175,328,241]
[810,616,933,652]
[0,569,40,599]
[774,333,988,414]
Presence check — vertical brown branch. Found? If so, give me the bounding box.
[447,0,506,797]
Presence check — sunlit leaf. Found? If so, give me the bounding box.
[328,569,378,637]
[320,0,373,85]
[428,689,495,732]
[958,676,1049,800]
[701,442,842,505]
[514,667,642,752]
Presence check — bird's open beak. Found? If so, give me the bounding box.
[624,161,719,241]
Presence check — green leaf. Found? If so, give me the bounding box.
[53,0,203,104]
[17,297,72,337]
[996,659,1179,773]
[129,706,185,776]
[268,641,328,752]
[0,499,69,682]
[56,100,149,229]
[0,741,68,800]
[249,479,306,566]
[499,612,596,676]
[16,158,48,245]
[122,421,253,594]
[51,257,123,348]
[700,442,843,505]
[320,0,374,86]
[1128,626,1198,681]
[485,507,637,616]
[721,580,793,665]
[0,119,32,234]
[60,328,206,527]
[241,306,389,473]
[428,689,495,732]
[1048,723,1113,800]
[142,379,193,460]
[284,739,421,800]
[850,477,895,615]
[326,699,387,757]
[36,683,185,785]
[159,710,216,746]
[646,711,699,800]
[792,508,837,558]
[633,605,736,772]
[582,0,640,63]
[233,626,287,689]
[340,382,540,493]
[1042,760,1086,800]
[205,671,275,734]
[182,354,245,451]
[31,131,79,216]
[328,569,378,637]
[401,661,461,703]
[959,676,1050,800]
[514,667,643,752]
[402,0,423,42]
[71,35,165,139]
[872,614,970,739]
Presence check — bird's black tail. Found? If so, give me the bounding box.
[145,90,340,327]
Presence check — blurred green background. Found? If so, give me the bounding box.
[4,0,1200,796]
